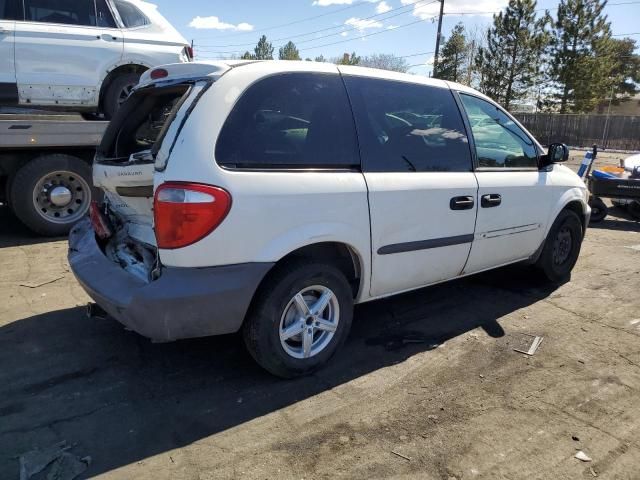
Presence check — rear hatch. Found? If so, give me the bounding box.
[94,65,228,246]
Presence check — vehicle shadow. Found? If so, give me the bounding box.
[0,265,556,479]
[0,206,66,248]
[589,205,640,232]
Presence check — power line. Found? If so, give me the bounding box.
[612,32,640,36]
[197,14,438,56]
[192,1,373,41]
[196,0,438,49]
[444,0,640,15]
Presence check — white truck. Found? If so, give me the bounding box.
[0,112,107,235]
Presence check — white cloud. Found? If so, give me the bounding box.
[386,24,398,30]
[376,1,392,13]
[401,0,508,18]
[341,31,349,36]
[344,17,383,32]
[188,16,254,31]
[312,0,380,5]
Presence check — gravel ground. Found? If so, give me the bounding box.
[1,159,639,479]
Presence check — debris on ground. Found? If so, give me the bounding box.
[19,441,90,480]
[366,331,440,351]
[391,450,411,461]
[19,276,64,288]
[513,334,544,356]
[572,435,580,441]
[590,466,598,477]
[575,451,593,462]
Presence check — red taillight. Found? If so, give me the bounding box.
[154,182,231,249]
[150,68,168,80]
[89,201,112,240]
[186,46,194,60]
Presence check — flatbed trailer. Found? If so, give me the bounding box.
[0,113,108,236]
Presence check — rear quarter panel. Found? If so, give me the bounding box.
[155,63,372,301]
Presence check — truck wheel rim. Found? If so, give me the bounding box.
[32,170,91,225]
[279,285,340,359]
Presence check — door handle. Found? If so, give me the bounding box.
[0,27,7,34]
[481,194,502,208]
[100,33,118,41]
[450,196,475,210]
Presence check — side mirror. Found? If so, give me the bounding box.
[541,143,569,168]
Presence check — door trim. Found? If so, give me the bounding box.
[378,234,475,255]
[0,83,19,104]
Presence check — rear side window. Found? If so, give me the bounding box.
[95,0,116,28]
[216,73,360,169]
[24,0,95,26]
[343,76,472,172]
[114,0,149,28]
[0,0,21,20]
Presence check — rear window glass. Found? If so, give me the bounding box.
[99,85,191,161]
[343,76,472,172]
[24,0,95,26]
[0,0,21,20]
[215,72,360,169]
[114,0,149,28]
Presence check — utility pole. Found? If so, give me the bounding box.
[433,0,445,77]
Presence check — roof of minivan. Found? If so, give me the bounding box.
[139,60,491,101]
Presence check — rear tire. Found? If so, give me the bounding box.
[588,196,608,223]
[535,209,583,284]
[10,155,94,236]
[243,260,353,378]
[103,72,141,119]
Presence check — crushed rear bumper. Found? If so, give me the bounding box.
[68,218,272,342]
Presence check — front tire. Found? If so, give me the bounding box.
[243,261,354,378]
[535,209,584,284]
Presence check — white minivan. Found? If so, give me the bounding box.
[0,0,191,117]
[69,61,590,377]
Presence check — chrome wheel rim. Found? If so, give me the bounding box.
[279,285,340,359]
[32,170,91,224]
[118,83,135,105]
[552,226,572,266]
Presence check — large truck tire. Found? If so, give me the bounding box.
[10,154,94,237]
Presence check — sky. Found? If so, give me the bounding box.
[150,0,640,76]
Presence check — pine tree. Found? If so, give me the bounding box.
[435,23,468,82]
[241,51,255,60]
[314,55,326,63]
[476,0,548,110]
[254,35,274,60]
[336,52,361,65]
[550,0,611,113]
[278,41,301,60]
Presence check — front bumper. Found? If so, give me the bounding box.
[68,218,273,342]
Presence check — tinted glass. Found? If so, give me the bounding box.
[460,94,538,169]
[114,0,148,28]
[95,0,116,27]
[0,0,21,20]
[343,76,472,172]
[24,0,95,26]
[216,73,360,169]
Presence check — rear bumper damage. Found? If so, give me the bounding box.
[68,218,273,342]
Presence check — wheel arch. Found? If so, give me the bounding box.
[546,189,590,238]
[98,63,149,111]
[258,241,365,301]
